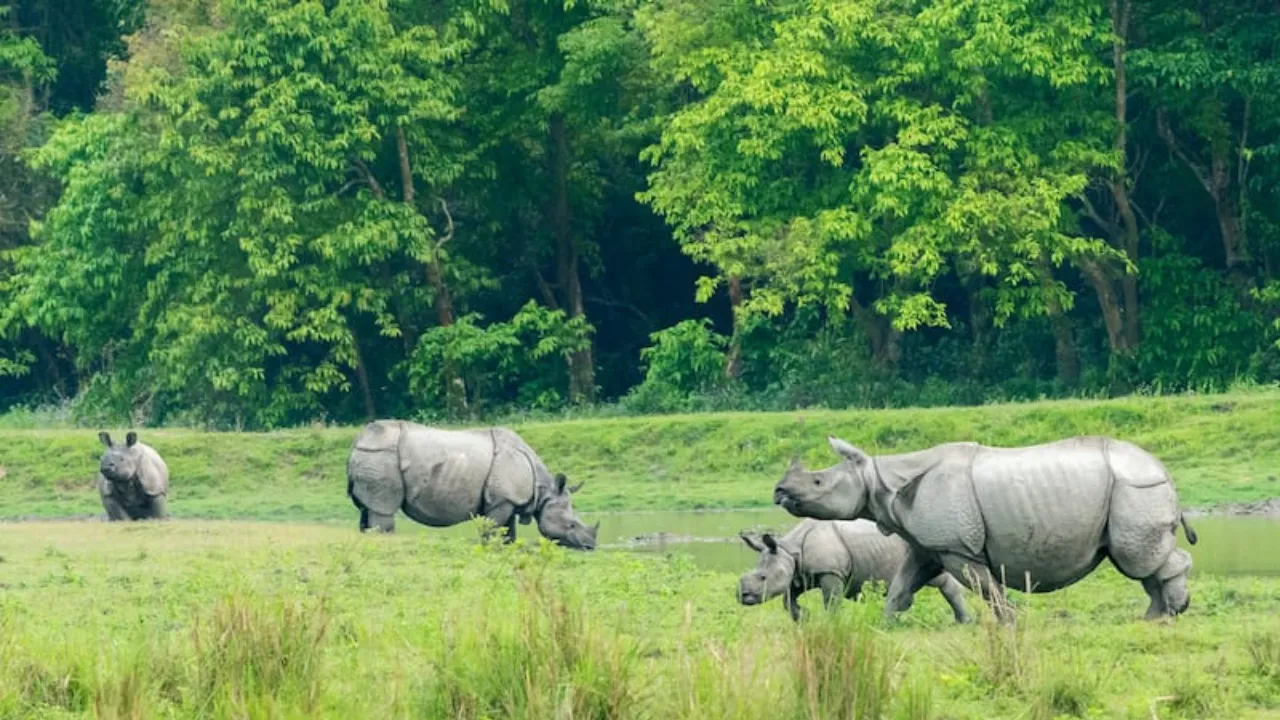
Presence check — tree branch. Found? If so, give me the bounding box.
[351,158,385,200]
[586,294,655,329]
[1078,192,1116,237]
[435,197,454,250]
[1156,108,1216,197]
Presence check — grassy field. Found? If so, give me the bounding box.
[0,520,1276,719]
[0,390,1277,521]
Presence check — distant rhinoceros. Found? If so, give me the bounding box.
[737,519,971,623]
[773,436,1198,623]
[97,431,170,521]
[346,420,598,550]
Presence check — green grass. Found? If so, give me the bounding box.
[0,390,1277,521]
[0,520,1278,719]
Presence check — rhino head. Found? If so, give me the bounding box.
[98,431,143,483]
[772,436,873,521]
[737,531,798,605]
[537,473,599,551]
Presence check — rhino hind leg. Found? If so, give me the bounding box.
[147,495,168,520]
[929,574,973,624]
[363,510,396,533]
[1142,547,1191,618]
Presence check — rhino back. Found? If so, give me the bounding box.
[789,520,904,582]
[971,437,1112,588]
[398,425,495,526]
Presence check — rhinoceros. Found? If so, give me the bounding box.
[737,518,971,623]
[346,420,598,550]
[97,431,170,521]
[773,436,1198,623]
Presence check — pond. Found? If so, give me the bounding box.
[578,508,1280,578]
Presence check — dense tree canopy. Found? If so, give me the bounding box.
[1,0,1277,427]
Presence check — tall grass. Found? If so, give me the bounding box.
[2,521,1280,718]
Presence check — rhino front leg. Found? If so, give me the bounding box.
[102,495,130,522]
[147,495,169,521]
[883,549,944,621]
[482,502,517,544]
[783,588,806,623]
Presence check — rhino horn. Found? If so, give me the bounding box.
[788,454,801,469]
[591,520,601,535]
[568,481,585,494]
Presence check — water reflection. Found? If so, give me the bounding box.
[581,508,1280,577]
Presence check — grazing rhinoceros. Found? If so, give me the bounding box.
[772,436,1198,623]
[97,431,170,521]
[346,420,598,550]
[737,518,971,623]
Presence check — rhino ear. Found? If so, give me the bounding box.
[555,473,567,493]
[761,533,778,553]
[828,436,869,466]
[98,431,113,448]
[125,432,138,448]
[739,531,765,553]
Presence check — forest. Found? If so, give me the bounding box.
[0,0,1277,429]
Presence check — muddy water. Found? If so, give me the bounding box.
[582,509,1280,577]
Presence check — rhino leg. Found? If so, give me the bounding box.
[844,580,864,603]
[363,510,396,533]
[783,587,806,623]
[147,495,169,520]
[481,502,517,544]
[102,495,130,522]
[928,574,973,624]
[884,549,944,621]
[818,574,846,611]
[972,566,1015,625]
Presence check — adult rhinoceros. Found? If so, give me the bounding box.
[772,436,1198,622]
[97,431,170,521]
[737,518,971,623]
[346,420,597,550]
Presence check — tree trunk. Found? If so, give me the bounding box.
[548,112,595,403]
[850,293,900,372]
[1109,0,1142,351]
[396,126,466,415]
[724,275,744,381]
[352,341,377,421]
[1080,259,1133,357]
[965,275,991,380]
[1036,257,1080,385]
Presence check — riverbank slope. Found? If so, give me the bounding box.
[1,390,1276,520]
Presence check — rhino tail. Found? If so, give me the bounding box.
[1179,511,1198,545]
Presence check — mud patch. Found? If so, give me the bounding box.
[1189,497,1280,518]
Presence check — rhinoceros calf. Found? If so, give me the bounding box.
[346,420,597,550]
[97,431,170,521]
[737,519,971,623]
[773,435,1198,623]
